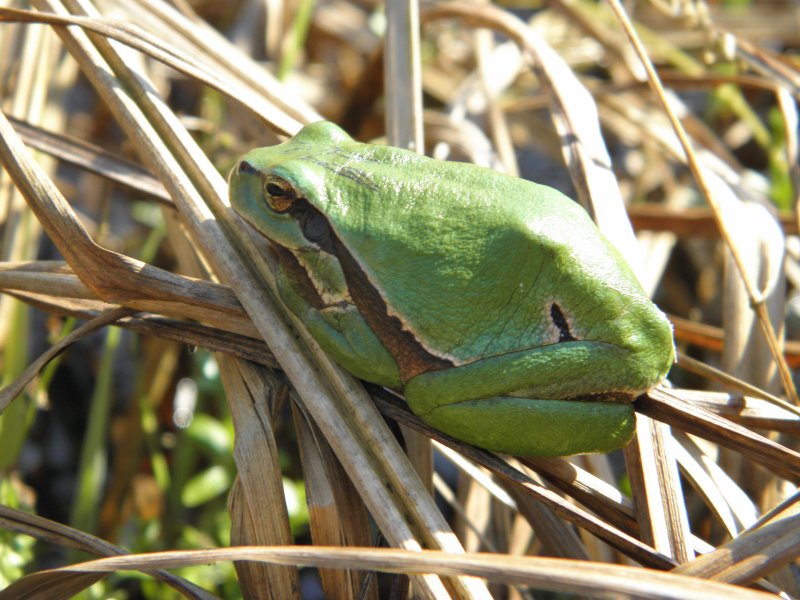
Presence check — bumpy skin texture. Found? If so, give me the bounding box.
[229,121,675,456]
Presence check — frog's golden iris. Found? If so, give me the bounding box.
[261,174,296,214]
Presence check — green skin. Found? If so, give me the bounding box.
[229,121,675,456]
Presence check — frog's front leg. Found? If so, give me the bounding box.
[274,250,402,388]
[404,341,665,456]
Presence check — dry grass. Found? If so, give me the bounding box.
[0,0,798,598]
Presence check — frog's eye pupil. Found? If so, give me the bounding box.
[266,182,285,197]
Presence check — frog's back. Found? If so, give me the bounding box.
[318,147,652,366]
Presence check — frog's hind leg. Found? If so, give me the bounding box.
[402,340,645,456]
[411,395,634,456]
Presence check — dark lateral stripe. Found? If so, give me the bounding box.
[330,233,453,382]
[274,176,452,382]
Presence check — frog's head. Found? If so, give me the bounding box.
[231,143,335,254]
[230,122,376,255]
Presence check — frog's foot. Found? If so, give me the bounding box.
[413,396,635,457]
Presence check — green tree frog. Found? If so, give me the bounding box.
[229,121,674,456]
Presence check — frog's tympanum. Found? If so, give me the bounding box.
[230,121,674,456]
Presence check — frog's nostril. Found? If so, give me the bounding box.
[238,160,258,175]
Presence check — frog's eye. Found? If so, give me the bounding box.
[262,176,296,214]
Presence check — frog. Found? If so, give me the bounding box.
[229,121,674,456]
